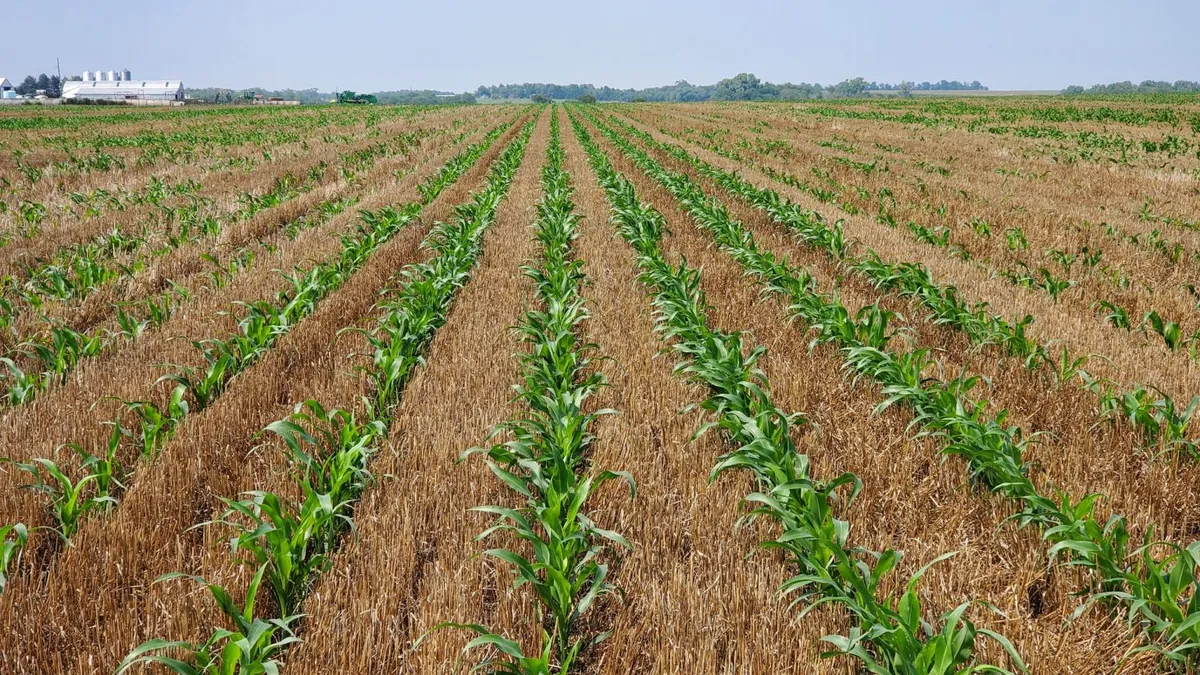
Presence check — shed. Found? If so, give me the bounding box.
[62,79,184,102]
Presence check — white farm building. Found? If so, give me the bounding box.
[62,70,183,103]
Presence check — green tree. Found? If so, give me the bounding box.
[713,73,768,101]
[530,94,549,103]
[578,94,596,104]
[17,76,37,96]
[35,74,50,93]
[829,77,869,98]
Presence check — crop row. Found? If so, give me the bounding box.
[0,121,490,411]
[116,115,535,675]
[598,110,1200,465]
[0,120,516,592]
[570,107,1029,673]
[651,109,1199,342]
[443,109,632,674]
[578,105,1200,671]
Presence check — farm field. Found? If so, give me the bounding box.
[0,96,1198,674]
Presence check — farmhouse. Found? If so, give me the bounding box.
[0,77,15,99]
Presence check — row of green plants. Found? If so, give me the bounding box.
[2,108,433,252]
[0,194,362,411]
[3,124,417,313]
[0,117,398,245]
[446,109,633,674]
[0,103,424,133]
[661,113,1192,328]
[116,116,535,675]
[0,123,477,410]
[3,105,426,183]
[0,122,515,589]
[578,106,1200,671]
[599,110,1200,463]
[773,101,1190,168]
[570,107,1027,674]
[0,174,205,246]
[667,107,1195,280]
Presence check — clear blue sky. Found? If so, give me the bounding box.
[2,0,1194,92]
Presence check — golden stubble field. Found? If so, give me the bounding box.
[0,96,1198,674]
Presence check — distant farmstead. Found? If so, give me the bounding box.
[62,70,184,104]
[0,77,15,99]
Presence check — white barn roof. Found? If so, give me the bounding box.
[62,79,184,100]
[0,78,12,90]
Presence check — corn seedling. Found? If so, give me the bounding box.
[3,450,119,539]
[0,523,29,594]
[116,564,300,675]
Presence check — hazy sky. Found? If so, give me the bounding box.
[2,0,1195,92]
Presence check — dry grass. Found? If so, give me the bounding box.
[282,111,551,674]
[1,100,1194,674]
[0,110,528,674]
[578,110,1144,673]
[604,111,1200,544]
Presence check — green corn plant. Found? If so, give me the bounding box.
[19,323,105,386]
[1094,300,1132,329]
[1046,248,1075,270]
[70,421,129,499]
[158,352,233,412]
[1152,389,1200,461]
[266,399,383,507]
[1143,311,1185,351]
[207,487,348,617]
[969,217,992,237]
[1037,267,1074,302]
[814,552,1026,675]
[3,452,118,538]
[110,392,187,458]
[1098,540,1200,668]
[1080,246,1103,268]
[428,623,553,675]
[470,465,633,670]
[113,305,151,340]
[1050,347,1093,390]
[1,356,39,406]
[0,523,29,594]
[1004,227,1029,251]
[116,564,300,675]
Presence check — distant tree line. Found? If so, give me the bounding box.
[477,74,821,102]
[1062,80,1200,95]
[185,87,331,103]
[11,74,64,98]
[476,73,987,102]
[372,90,475,105]
[867,79,985,91]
